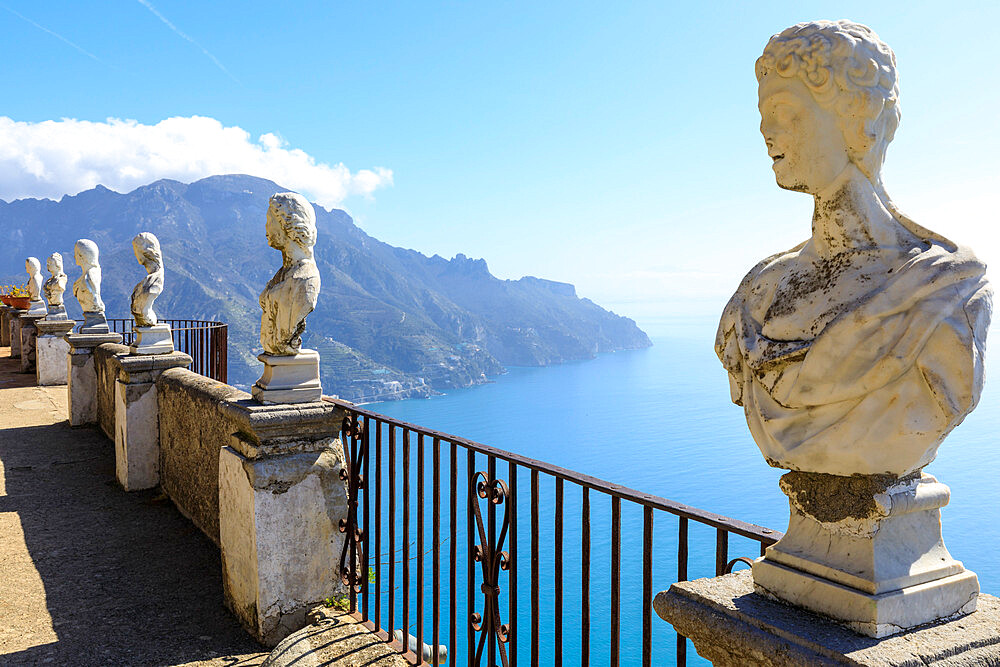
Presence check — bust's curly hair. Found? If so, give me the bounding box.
[268,192,317,251]
[756,20,898,182]
[132,232,163,268]
[757,20,951,248]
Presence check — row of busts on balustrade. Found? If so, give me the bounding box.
[10,191,322,404]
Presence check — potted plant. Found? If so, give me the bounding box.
[7,285,30,310]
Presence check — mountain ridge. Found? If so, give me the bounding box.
[0,174,651,401]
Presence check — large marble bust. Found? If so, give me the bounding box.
[73,239,105,314]
[716,20,992,477]
[259,192,321,356]
[25,257,43,303]
[43,252,67,307]
[130,232,165,327]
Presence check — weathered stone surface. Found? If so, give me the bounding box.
[220,397,345,457]
[655,571,1000,666]
[18,313,44,373]
[220,440,349,647]
[1,305,10,346]
[157,367,250,543]
[9,310,24,357]
[35,319,75,386]
[94,343,130,440]
[66,332,123,426]
[113,350,192,490]
[263,608,409,666]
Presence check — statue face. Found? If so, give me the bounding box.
[47,257,58,274]
[758,74,850,194]
[265,209,286,250]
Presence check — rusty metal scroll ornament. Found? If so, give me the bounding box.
[470,471,511,667]
[339,414,366,592]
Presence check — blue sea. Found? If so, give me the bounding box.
[363,320,1000,665]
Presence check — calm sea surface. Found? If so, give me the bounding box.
[365,323,1000,666]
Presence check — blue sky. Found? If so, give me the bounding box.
[2,1,998,334]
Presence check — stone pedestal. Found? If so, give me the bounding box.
[35,319,76,385]
[45,305,68,321]
[130,323,174,355]
[218,398,348,647]
[19,313,45,373]
[114,351,192,490]
[753,471,977,637]
[9,309,25,358]
[66,332,124,426]
[654,570,1000,666]
[25,298,46,317]
[251,349,322,404]
[79,311,111,334]
[1,305,10,346]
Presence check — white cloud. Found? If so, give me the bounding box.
[0,115,393,208]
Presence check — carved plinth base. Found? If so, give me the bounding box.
[44,305,68,321]
[25,299,46,317]
[79,311,110,334]
[754,471,977,637]
[130,323,174,355]
[252,349,322,404]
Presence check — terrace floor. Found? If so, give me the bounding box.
[0,346,267,666]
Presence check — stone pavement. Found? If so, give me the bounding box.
[0,346,267,666]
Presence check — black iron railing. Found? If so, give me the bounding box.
[107,318,228,383]
[328,398,781,666]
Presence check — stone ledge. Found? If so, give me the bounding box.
[654,570,1000,666]
[116,350,193,383]
[221,397,344,456]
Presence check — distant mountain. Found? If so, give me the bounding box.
[0,175,651,401]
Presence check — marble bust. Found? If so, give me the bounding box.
[130,232,165,327]
[252,192,323,403]
[24,257,46,316]
[715,20,990,637]
[259,192,321,355]
[716,21,991,478]
[43,252,68,318]
[73,239,110,333]
[128,232,173,354]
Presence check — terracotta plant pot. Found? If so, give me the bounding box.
[0,295,10,306]
[8,296,30,310]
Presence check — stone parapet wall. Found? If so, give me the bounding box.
[156,367,250,544]
[94,342,130,440]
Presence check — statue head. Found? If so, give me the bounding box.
[46,252,64,275]
[25,257,40,277]
[74,239,100,269]
[266,192,317,256]
[132,232,163,271]
[756,20,898,194]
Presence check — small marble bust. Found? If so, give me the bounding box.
[43,252,68,311]
[716,20,992,478]
[24,257,46,315]
[130,232,165,327]
[259,192,321,355]
[73,239,106,314]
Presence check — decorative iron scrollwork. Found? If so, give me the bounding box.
[339,414,366,592]
[470,471,511,667]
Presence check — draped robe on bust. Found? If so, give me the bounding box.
[716,240,992,476]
